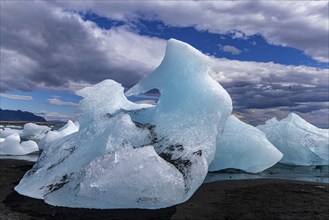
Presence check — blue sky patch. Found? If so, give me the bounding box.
[82,12,328,69]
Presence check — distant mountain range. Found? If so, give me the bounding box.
[0,109,47,122]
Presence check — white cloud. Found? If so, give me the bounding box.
[222,45,241,55]
[0,93,33,101]
[48,98,78,106]
[231,31,248,40]
[52,1,329,62]
[210,57,328,85]
[1,1,327,94]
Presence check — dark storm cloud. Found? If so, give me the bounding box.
[212,59,328,105]
[0,1,165,92]
[281,102,328,114]
[210,58,329,127]
[223,81,328,111]
[235,104,329,129]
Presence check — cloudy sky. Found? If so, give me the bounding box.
[0,0,328,127]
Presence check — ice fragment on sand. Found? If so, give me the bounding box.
[209,115,282,173]
[20,123,50,141]
[0,133,38,155]
[38,120,79,151]
[258,113,329,165]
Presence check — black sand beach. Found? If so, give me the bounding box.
[1,159,328,220]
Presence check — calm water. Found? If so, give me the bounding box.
[0,154,39,162]
[205,163,329,184]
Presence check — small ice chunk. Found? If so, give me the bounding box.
[258,113,329,165]
[209,115,283,173]
[0,127,22,138]
[6,125,23,129]
[0,133,39,155]
[20,123,50,141]
[38,120,79,151]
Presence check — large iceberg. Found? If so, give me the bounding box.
[0,133,39,155]
[209,115,283,173]
[15,39,232,209]
[258,113,329,166]
[38,120,79,151]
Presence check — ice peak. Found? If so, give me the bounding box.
[287,112,302,121]
[126,39,211,97]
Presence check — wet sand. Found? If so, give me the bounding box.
[1,159,328,220]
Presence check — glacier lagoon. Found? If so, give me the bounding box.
[1,39,327,209]
[206,164,328,184]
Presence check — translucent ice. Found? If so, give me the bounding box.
[0,127,22,138]
[15,39,232,209]
[258,113,329,165]
[126,39,232,164]
[0,133,39,155]
[45,146,186,209]
[1,124,49,140]
[126,39,232,197]
[20,123,50,141]
[38,120,79,151]
[15,80,151,201]
[209,115,283,173]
